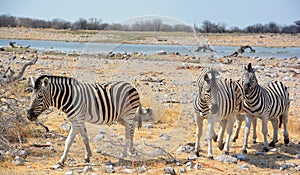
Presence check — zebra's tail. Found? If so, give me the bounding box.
[137,104,143,129]
[279,115,283,128]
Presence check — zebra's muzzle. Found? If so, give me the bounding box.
[27,109,38,121]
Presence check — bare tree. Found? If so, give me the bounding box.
[193,23,215,52]
[0,56,38,151]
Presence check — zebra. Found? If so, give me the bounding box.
[193,68,240,158]
[241,63,290,153]
[231,80,258,146]
[27,75,142,165]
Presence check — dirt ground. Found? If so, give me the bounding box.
[0,28,300,174]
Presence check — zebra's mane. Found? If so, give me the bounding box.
[34,75,79,89]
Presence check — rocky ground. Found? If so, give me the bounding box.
[0,28,300,174]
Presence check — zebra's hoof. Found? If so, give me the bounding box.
[213,135,218,142]
[242,149,247,154]
[269,141,276,147]
[218,142,225,151]
[83,158,90,163]
[52,162,64,170]
[284,138,289,144]
[195,151,200,157]
[224,151,229,155]
[251,140,257,144]
[232,138,237,143]
[263,147,269,152]
[207,156,214,160]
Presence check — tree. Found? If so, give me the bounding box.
[266,22,280,33]
[50,18,70,29]
[0,14,17,27]
[87,18,102,30]
[73,18,87,30]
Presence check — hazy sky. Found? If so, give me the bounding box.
[1,0,299,28]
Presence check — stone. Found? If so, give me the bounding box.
[93,134,105,142]
[144,124,153,129]
[164,167,176,175]
[65,171,73,175]
[296,153,300,159]
[194,163,201,170]
[60,119,71,131]
[188,154,198,160]
[83,166,92,173]
[50,164,63,170]
[236,154,247,161]
[99,128,106,134]
[160,133,171,141]
[239,164,250,170]
[12,156,25,165]
[157,50,167,55]
[123,168,133,174]
[13,149,30,158]
[104,165,115,173]
[136,166,147,173]
[215,155,237,164]
[0,154,4,161]
[179,167,186,173]
[254,152,266,156]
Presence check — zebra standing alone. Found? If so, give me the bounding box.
[193,68,240,158]
[27,75,142,165]
[241,63,290,153]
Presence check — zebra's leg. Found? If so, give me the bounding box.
[58,125,78,165]
[195,113,203,157]
[79,123,92,163]
[207,117,216,159]
[242,115,252,154]
[122,119,136,159]
[232,113,243,142]
[283,112,289,144]
[269,118,278,147]
[261,116,269,152]
[217,119,227,151]
[251,116,257,144]
[224,115,234,155]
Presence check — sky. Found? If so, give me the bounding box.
[1,0,299,28]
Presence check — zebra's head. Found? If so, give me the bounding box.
[201,70,220,114]
[27,76,51,122]
[242,63,258,95]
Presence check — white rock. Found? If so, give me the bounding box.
[12,156,25,165]
[65,171,73,175]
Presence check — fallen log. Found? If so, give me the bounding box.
[225,45,255,57]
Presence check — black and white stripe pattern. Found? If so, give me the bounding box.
[193,68,240,158]
[241,63,290,152]
[28,75,142,164]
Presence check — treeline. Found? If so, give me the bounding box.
[0,14,299,34]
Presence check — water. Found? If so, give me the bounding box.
[1,39,299,58]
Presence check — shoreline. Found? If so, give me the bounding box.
[1,27,300,47]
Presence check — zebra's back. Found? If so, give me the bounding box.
[244,81,289,118]
[80,81,140,125]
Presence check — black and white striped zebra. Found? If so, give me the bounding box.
[241,63,290,153]
[193,68,240,158]
[231,80,258,146]
[27,75,142,165]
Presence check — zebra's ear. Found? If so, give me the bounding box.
[204,73,212,83]
[30,76,35,87]
[247,63,253,72]
[42,77,49,88]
